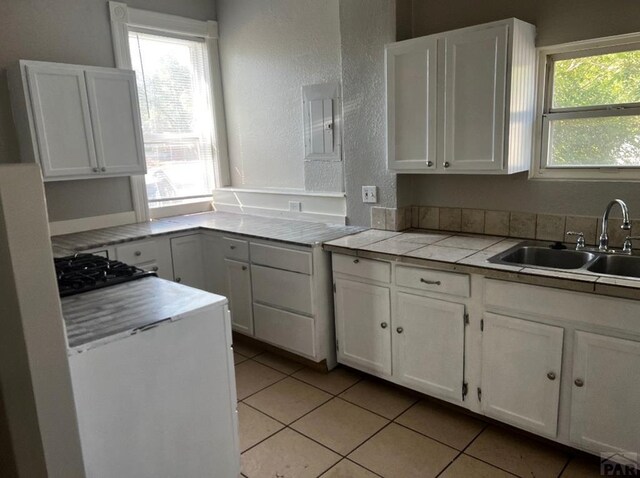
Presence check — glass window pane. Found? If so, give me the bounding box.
[128,31,216,206]
[548,116,640,167]
[552,49,640,109]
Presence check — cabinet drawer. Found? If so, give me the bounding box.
[116,240,157,265]
[333,254,391,283]
[250,242,312,274]
[253,303,315,358]
[396,265,470,297]
[222,237,249,261]
[252,265,312,315]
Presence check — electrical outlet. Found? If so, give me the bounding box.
[362,186,377,203]
[289,201,302,212]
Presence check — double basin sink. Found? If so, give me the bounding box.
[489,243,640,279]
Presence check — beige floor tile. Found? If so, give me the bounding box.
[292,398,388,455]
[466,426,568,478]
[293,366,362,395]
[234,351,248,365]
[339,379,417,419]
[244,377,332,424]
[253,352,304,375]
[237,403,284,452]
[349,423,458,478]
[440,454,516,477]
[395,400,485,450]
[320,459,380,478]
[233,341,265,358]
[560,455,603,477]
[241,428,340,478]
[235,360,286,401]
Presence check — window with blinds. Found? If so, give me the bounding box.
[128,31,217,207]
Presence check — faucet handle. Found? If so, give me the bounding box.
[623,235,640,253]
[566,231,585,250]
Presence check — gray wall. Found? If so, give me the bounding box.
[404,0,640,216]
[0,0,217,222]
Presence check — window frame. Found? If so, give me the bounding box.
[109,1,230,220]
[531,32,640,181]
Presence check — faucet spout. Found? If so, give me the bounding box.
[599,199,631,251]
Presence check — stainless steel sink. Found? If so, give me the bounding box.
[491,245,597,270]
[587,254,640,278]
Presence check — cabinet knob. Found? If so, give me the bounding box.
[92,167,99,173]
[396,327,404,334]
[547,372,556,381]
[101,167,106,172]
[230,245,236,250]
[574,378,584,387]
[380,322,388,329]
[427,161,433,167]
[444,162,450,168]
[242,265,248,271]
[134,251,142,256]
[151,266,159,272]
[353,259,359,264]
[175,277,182,283]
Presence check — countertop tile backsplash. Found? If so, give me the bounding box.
[371,206,637,248]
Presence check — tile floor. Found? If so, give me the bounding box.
[233,343,604,478]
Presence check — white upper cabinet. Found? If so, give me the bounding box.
[9,60,147,181]
[386,18,536,174]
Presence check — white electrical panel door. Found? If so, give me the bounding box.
[26,64,99,177]
[303,83,341,160]
[85,69,146,176]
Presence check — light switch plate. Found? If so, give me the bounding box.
[289,201,302,212]
[362,186,377,203]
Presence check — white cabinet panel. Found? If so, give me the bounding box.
[481,313,563,437]
[570,331,640,455]
[26,64,98,177]
[334,278,391,376]
[395,293,465,403]
[253,303,315,358]
[443,24,507,171]
[386,37,438,171]
[170,235,206,290]
[202,234,228,296]
[85,69,146,175]
[251,265,312,315]
[225,259,253,335]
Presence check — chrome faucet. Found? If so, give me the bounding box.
[599,199,631,251]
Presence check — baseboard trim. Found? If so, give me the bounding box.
[49,211,137,236]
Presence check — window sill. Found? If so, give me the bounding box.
[149,199,213,219]
[530,167,640,181]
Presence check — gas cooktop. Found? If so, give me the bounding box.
[54,253,156,297]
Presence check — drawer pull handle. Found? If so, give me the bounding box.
[353,259,360,264]
[396,327,404,334]
[380,322,388,329]
[230,245,236,250]
[574,378,584,387]
[134,251,142,256]
[420,278,441,285]
[547,372,556,381]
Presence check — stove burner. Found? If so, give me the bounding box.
[54,253,156,297]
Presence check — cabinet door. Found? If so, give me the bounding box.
[26,64,98,178]
[395,292,465,403]
[334,278,391,376]
[481,313,563,437]
[442,24,507,171]
[170,235,206,290]
[386,37,437,171]
[85,69,146,175]
[225,259,253,335]
[570,331,640,455]
[202,234,228,296]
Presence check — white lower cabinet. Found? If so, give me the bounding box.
[570,331,640,455]
[480,313,564,437]
[394,292,465,403]
[170,235,206,290]
[334,278,392,376]
[225,259,253,335]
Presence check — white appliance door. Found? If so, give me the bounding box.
[69,305,239,478]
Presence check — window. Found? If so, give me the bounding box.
[109,2,229,220]
[129,31,216,207]
[533,36,640,180]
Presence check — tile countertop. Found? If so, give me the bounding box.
[51,211,366,255]
[62,276,227,353]
[323,229,640,300]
